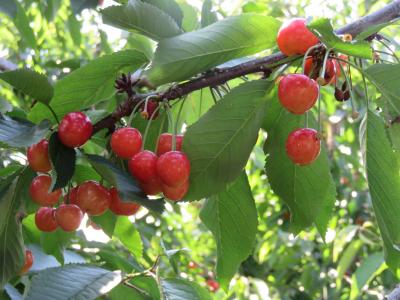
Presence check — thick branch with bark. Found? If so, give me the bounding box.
[92,0,400,134]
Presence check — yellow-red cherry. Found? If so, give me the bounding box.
[278,74,319,115]
[304,57,337,85]
[277,18,319,56]
[27,139,51,173]
[156,151,190,188]
[109,187,141,216]
[286,128,321,165]
[58,112,93,148]
[29,175,61,206]
[35,207,58,232]
[128,150,158,183]
[111,127,142,159]
[162,180,189,201]
[139,177,162,196]
[64,186,79,205]
[156,133,183,156]
[55,204,83,232]
[76,181,111,216]
[20,250,34,274]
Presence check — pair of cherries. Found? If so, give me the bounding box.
[110,128,190,201]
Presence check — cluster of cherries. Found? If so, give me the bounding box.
[111,127,191,201]
[27,112,143,234]
[276,18,343,165]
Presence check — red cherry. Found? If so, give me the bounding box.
[55,204,83,232]
[304,57,337,85]
[156,151,190,187]
[29,175,61,206]
[156,133,183,156]
[27,139,51,173]
[128,150,158,183]
[109,187,141,216]
[188,261,197,269]
[64,186,79,205]
[35,207,58,232]
[139,177,162,196]
[162,180,189,201]
[20,250,33,274]
[76,181,111,216]
[286,128,321,165]
[277,18,319,56]
[111,127,142,159]
[206,279,220,292]
[278,74,319,114]
[140,100,159,120]
[58,112,93,148]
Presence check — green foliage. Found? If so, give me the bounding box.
[200,173,258,290]
[146,15,280,85]
[159,278,212,300]
[114,216,143,259]
[183,80,272,200]
[25,265,122,300]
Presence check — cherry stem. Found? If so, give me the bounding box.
[317,83,322,133]
[301,44,321,74]
[358,59,370,108]
[164,101,176,151]
[377,39,400,62]
[337,58,358,114]
[46,104,60,125]
[127,98,146,126]
[319,48,332,81]
[141,104,162,151]
[174,96,187,149]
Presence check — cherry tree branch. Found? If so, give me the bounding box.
[96,0,400,133]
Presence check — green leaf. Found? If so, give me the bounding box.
[40,229,75,263]
[365,63,400,115]
[91,211,118,238]
[85,154,165,213]
[146,14,280,86]
[101,0,183,41]
[125,34,155,60]
[0,1,17,18]
[25,265,122,300]
[0,69,53,104]
[114,216,143,259]
[177,2,198,32]
[0,114,50,148]
[28,50,148,123]
[73,164,102,184]
[264,98,336,235]
[333,225,359,262]
[0,168,34,289]
[48,132,76,190]
[143,0,183,27]
[200,173,258,291]
[307,18,372,59]
[14,1,37,49]
[183,80,272,200]
[360,110,400,270]
[201,0,217,27]
[67,13,82,47]
[350,252,386,300]
[336,240,363,288]
[4,284,23,300]
[159,278,212,300]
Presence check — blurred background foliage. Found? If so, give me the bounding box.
[0,0,399,299]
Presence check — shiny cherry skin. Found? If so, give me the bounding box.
[156,151,190,187]
[35,207,58,232]
[278,74,319,114]
[286,128,321,165]
[64,186,79,205]
[277,18,319,56]
[76,181,111,216]
[206,279,220,292]
[140,100,159,120]
[139,177,162,196]
[29,175,61,206]
[162,180,189,201]
[109,187,141,216]
[27,139,51,173]
[156,133,183,156]
[128,150,158,183]
[304,57,337,85]
[111,127,142,159]
[58,112,93,148]
[20,250,34,274]
[55,204,83,232]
